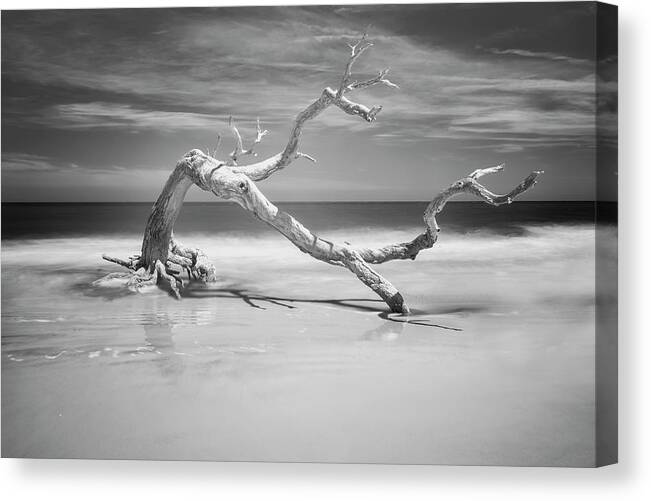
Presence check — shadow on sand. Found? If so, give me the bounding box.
[76,269,464,332]
[182,282,463,331]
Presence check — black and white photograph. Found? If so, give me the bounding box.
[1,2,617,467]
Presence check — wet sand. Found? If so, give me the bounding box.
[1,224,611,465]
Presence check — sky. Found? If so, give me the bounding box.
[1,2,617,202]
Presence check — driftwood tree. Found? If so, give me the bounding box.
[100,34,542,314]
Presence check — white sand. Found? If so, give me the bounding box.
[1,225,614,465]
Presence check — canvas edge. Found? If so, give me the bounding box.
[594,0,618,468]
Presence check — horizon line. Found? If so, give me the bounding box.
[0,200,611,204]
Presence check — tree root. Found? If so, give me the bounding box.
[94,259,183,298]
[153,259,183,299]
[169,236,217,282]
[98,238,216,298]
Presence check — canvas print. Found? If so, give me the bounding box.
[1,2,617,466]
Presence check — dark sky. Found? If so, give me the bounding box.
[1,3,617,202]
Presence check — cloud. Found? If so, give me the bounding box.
[1,152,133,174]
[483,48,591,66]
[1,153,79,172]
[3,8,605,149]
[1,5,616,201]
[37,102,222,131]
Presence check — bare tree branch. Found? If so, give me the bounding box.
[231,33,395,182]
[347,68,399,92]
[295,152,317,163]
[213,134,222,158]
[253,118,269,147]
[212,162,542,313]
[424,166,543,233]
[227,116,244,165]
[227,116,269,165]
[468,163,505,180]
[337,32,373,98]
[99,33,544,314]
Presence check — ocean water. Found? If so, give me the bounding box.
[1,201,604,239]
[1,202,616,465]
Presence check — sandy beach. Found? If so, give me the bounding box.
[1,203,614,466]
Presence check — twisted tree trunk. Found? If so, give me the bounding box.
[98,34,542,313]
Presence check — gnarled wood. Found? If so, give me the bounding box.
[99,33,543,313]
[140,162,194,270]
[190,154,541,313]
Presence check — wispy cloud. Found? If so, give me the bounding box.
[1,153,80,172]
[1,152,131,174]
[482,47,591,66]
[38,103,222,131]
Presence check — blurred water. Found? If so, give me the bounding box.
[1,202,615,465]
[2,201,601,239]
